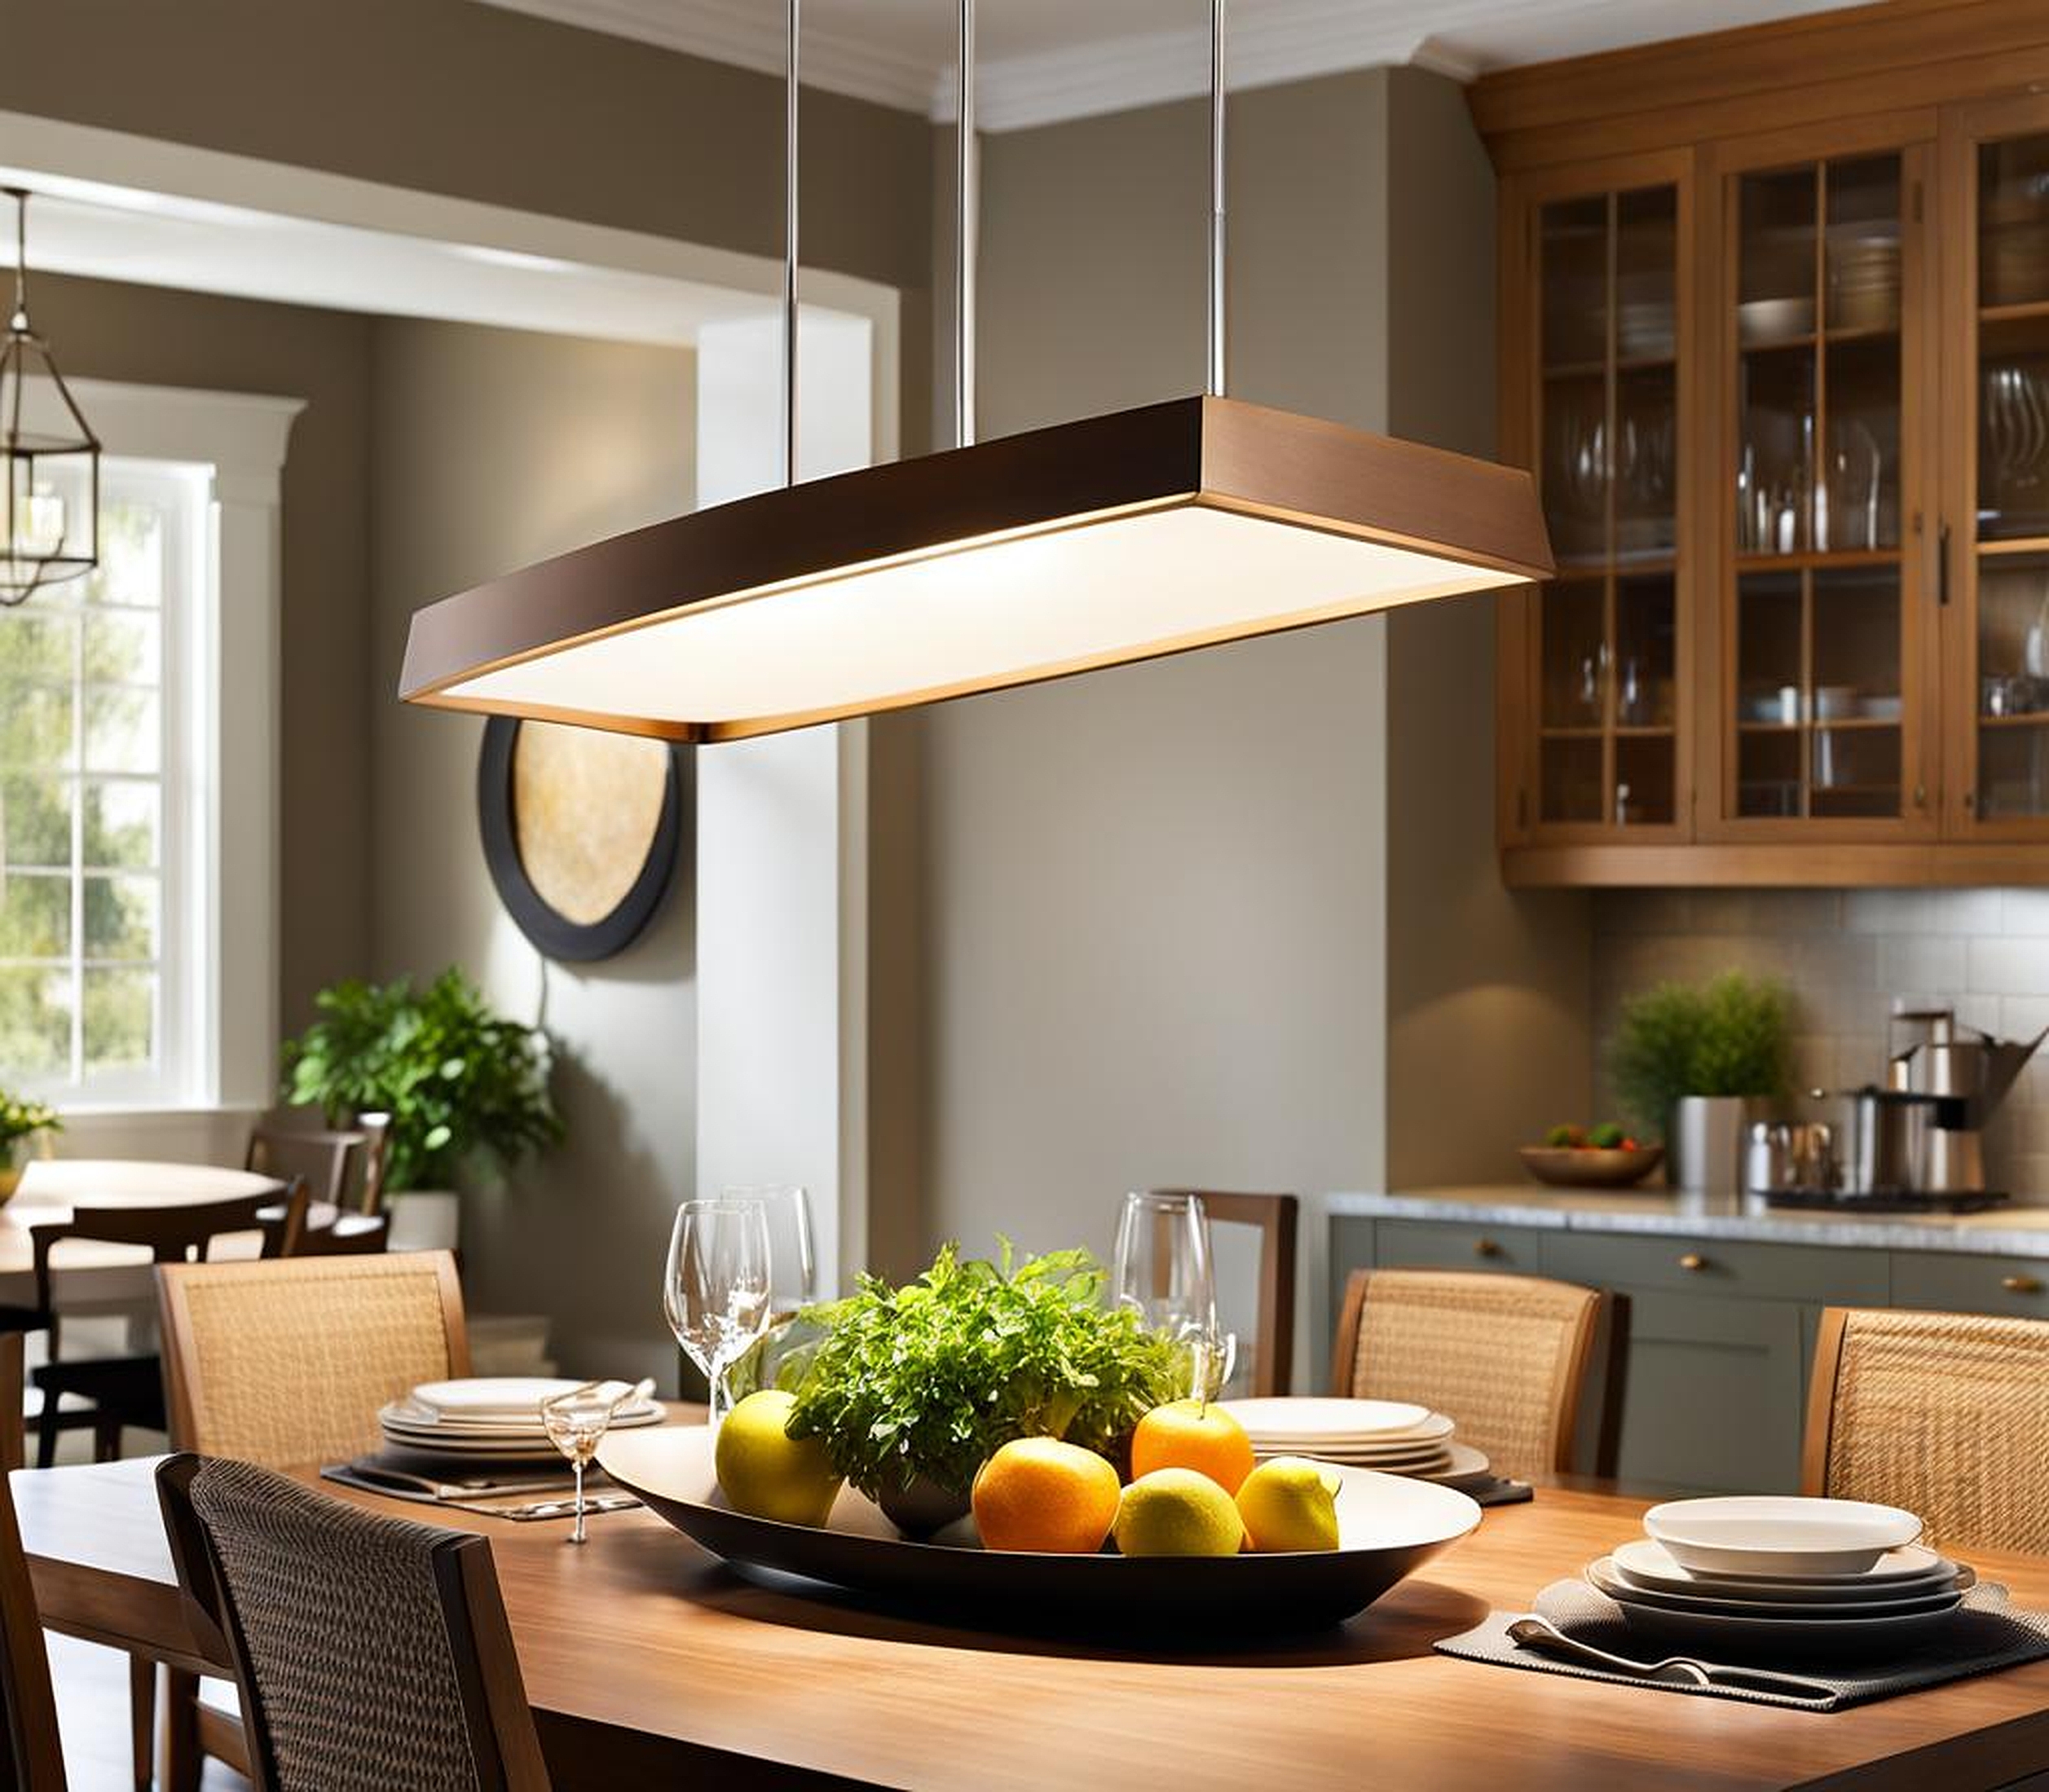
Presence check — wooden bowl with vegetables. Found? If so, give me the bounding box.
[1518,1122,1664,1189]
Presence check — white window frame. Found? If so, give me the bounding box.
[12,377,302,1116]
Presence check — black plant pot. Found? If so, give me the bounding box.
[876,1474,971,1539]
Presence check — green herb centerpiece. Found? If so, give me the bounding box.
[0,1090,60,1204]
[781,1242,1182,1534]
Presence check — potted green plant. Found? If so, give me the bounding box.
[280,967,562,1248]
[1610,971,1794,1192]
[0,1091,60,1206]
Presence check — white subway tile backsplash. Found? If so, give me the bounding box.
[1967,936,2049,996]
[1594,887,2049,1199]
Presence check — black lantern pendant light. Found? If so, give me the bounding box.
[2,189,99,608]
[399,3,1552,742]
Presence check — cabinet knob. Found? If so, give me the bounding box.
[1678,1252,1708,1273]
[1474,1237,1503,1259]
[2002,1274,2043,1295]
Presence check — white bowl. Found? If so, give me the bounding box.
[1643,1496,1923,1578]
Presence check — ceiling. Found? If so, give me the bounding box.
[477,0,1860,130]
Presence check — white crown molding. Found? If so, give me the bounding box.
[479,0,937,114]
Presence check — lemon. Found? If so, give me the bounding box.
[715,1390,844,1526]
[1236,1457,1342,1553]
[1112,1467,1245,1557]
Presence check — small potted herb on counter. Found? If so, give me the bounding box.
[1611,971,1793,1192]
[777,1242,1183,1535]
[0,1091,59,1206]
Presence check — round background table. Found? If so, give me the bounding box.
[2,1160,334,1308]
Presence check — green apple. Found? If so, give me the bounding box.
[1235,1456,1342,1552]
[715,1390,844,1527]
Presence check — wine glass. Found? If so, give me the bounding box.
[664,1199,773,1429]
[723,1184,817,1318]
[540,1380,640,1545]
[1113,1191,1223,1401]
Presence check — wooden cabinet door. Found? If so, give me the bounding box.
[1700,117,1941,843]
[1498,150,1696,848]
[1938,90,2049,842]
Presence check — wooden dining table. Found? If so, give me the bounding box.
[16,1432,2049,1792]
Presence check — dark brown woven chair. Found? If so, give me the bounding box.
[156,1455,550,1792]
[13,1184,303,1468]
[0,1332,63,1791]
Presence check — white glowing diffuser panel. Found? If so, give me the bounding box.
[400,396,1553,742]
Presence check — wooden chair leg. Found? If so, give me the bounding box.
[95,1415,123,1462]
[35,1405,59,1470]
[129,1655,155,1792]
[161,1666,202,1792]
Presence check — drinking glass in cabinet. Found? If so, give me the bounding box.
[1980,319,2049,541]
[1978,554,2049,821]
[1979,134,2049,312]
[1540,581,1606,727]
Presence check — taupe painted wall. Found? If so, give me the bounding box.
[909,68,1593,1376]
[0,0,934,456]
[368,318,697,1376]
[1381,68,1591,1187]
[914,73,1397,1323]
[28,271,373,1037]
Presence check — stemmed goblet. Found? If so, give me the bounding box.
[664,1198,773,1429]
[1112,1191,1228,1401]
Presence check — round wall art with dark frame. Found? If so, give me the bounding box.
[478,715,687,962]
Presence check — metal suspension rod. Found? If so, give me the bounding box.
[6,189,28,332]
[1206,0,1226,398]
[956,0,977,450]
[783,0,800,487]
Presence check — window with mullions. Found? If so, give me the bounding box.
[0,460,210,1104]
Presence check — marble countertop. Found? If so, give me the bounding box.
[1326,1186,2049,1257]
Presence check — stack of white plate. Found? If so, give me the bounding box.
[1218,1398,1495,1490]
[1588,1496,1972,1658]
[378,1376,663,1464]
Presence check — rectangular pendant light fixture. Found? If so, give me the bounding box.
[400,394,1552,742]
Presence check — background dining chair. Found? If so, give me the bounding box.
[1804,1305,2049,1555]
[1136,1190,1298,1397]
[156,1455,551,1792]
[1329,1268,1617,1484]
[244,1122,365,1211]
[2,1185,304,1469]
[152,1250,471,1790]
[0,1334,67,1792]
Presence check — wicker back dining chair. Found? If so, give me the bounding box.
[1804,1305,2049,1555]
[156,1455,550,1792]
[1329,1268,1615,1484]
[0,1336,64,1792]
[156,1250,469,1466]
[153,1251,473,1789]
[1135,1191,1298,1397]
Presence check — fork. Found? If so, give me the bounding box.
[1506,1615,1840,1699]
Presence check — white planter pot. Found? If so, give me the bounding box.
[386,1189,461,1253]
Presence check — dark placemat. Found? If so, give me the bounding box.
[1436,1577,2049,1711]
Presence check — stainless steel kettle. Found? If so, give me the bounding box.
[1887,1007,2047,1191]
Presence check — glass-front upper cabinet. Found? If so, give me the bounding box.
[1518,176,1685,838]
[1949,99,2049,834]
[1723,144,1933,834]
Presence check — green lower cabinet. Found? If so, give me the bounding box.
[1604,1289,1808,1495]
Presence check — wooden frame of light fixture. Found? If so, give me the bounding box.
[400,394,1552,742]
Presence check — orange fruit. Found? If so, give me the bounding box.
[1130,1400,1256,1495]
[971,1438,1121,1553]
